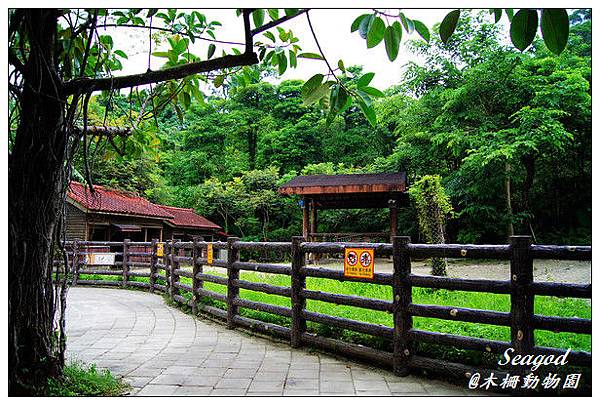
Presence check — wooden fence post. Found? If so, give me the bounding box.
[165,240,172,297]
[510,235,534,355]
[149,238,158,293]
[71,240,80,286]
[227,237,240,329]
[122,239,130,288]
[191,236,203,315]
[393,236,413,376]
[170,240,181,299]
[290,236,307,348]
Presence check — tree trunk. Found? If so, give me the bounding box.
[9,10,68,395]
[521,154,536,237]
[428,200,447,277]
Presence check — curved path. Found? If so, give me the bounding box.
[66,287,467,396]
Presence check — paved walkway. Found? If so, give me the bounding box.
[66,287,468,396]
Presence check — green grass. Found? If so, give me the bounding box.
[47,362,129,396]
[183,270,591,352]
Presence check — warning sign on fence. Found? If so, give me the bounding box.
[343,248,374,279]
[206,243,214,265]
[156,243,164,257]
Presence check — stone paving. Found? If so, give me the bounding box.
[66,287,469,396]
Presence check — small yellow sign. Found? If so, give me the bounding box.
[206,243,213,265]
[343,248,374,279]
[156,243,164,257]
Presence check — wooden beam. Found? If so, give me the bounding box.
[389,199,398,242]
[310,201,318,241]
[302,202,309,239]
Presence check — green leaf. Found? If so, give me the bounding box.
[284,9,299,17]
[337,59,346,72]
[268,9,279,21]
[505,9,514,22]
[289,50,297,68]
[440,10,460,43]
[358,14,373,39]
[298,52,324,60]
[351,14,369,32]
[400,13,414,34]
[214,74,225,88]
[278,53,287,75]
[207,44,216,59]
[334,86,348,110]
[252,9,265,29]
[493,9,502,23]
[303,83,332,106]
[360,86,385,97]
[302,73,324,99]
[540,9,569,55]
[413,20,430,43]
[357,99,377,126]
[357,72,375,87]
[367,17,385,48]
[510,9,539,51]
[114,50,128,59]
[264,31,276,42]
[151,51,171,58]
[384,24,401,61]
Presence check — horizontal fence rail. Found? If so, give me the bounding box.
[54,235,592,384]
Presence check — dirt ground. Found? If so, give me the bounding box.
[317,258,592,284]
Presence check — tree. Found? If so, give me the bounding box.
[7,8,297,395]
[409,175,453,276]
[8,8,572,394]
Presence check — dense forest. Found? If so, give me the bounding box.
[76,10,591,245]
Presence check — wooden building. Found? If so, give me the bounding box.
[278,172,408,242]
[65,181,222,242]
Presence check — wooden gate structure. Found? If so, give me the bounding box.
[55,236,591,388]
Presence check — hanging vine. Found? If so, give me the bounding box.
[409,175,453,276]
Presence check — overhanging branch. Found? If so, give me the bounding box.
[250,9,309,36]
[62,52,258,95]
[74,125,132,137]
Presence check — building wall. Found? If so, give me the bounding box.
[65,202,87,240]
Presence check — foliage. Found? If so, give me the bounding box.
[77,11,591,247]
[47,362,128,396]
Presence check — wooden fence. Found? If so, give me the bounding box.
[54,236,592,381]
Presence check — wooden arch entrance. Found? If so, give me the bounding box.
[278,172,408,242]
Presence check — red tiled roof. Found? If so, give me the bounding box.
[159,205,221,230]
[68,181,173,219]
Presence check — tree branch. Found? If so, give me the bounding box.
[250,9,309,36]
[62,52,258,95]
[75,125,132,137]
